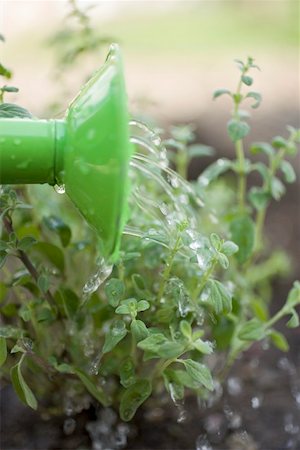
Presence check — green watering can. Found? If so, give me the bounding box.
[0,44,133,262]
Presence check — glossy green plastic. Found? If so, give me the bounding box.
[0,44,133,261]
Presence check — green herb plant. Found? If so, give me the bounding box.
[0,56,299,424]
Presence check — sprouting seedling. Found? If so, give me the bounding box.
[213,57,262,213]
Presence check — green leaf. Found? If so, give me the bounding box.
[221,241,239,256]
[1,85,19,93]
[180,359,214,391]
[10,343,26,354]
[217,253,229,269]
[272,136,288,149]
[269,330,289,352]
[0,251,7,269]
[206,279,232,314]
[286,281,300,308]
[105,278,125,307]
[137,300,150,312]
[0,240,8,251]
[43,215,71,247]
[137,333,184,359]
[286,309,299,328]
[102,320,127,354]
[192,338,214,355]
[180,320,192,339]
[33,242,65,272]
[188,144,214,158]
[280,160,296,183]
[241,75,253,86]
[75,368,111,406]
[0,103,32,118]
[37,274,49,293]
[270,177,285,200]
[251,299,268,322]
[130,319,149,342]
[0,326,25,339]
[250,142,274,157]
[210,233,222,251]
[0,64,12,78]
[197,158,232,188]
[60,288,80,319]
[115,298,138,316]
[213,88,231,99]
[230,215,255,264]
[248,187,270,210]
[120,357,136,388]
[131,274,149,297]
[238,319,265,341]
[10,355,37,410]
[120,379,152,421]
[227,119,250,142]
[164,368,199,390]
[0,337,7,367]
[17,236,37,251]
[246,91,262,109]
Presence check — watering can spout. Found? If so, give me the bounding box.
[0,44,133,261]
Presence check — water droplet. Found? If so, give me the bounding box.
[168,382,187,423]
[83,258,113,295]
[54,184,65,194]
[10,154,16,160]
[16,160,29,169]
[251,395,262,409]
[167,173,180,188]
[14,138,21,145]
[227,377,242,396]
[89,353,102,375]
[195,435,213,450]
[63,418,76,435]
[159,202,169,216]
[284,413,300,435]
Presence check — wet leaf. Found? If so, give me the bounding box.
[105,278,125,307]
[0,337,7,367]
[206,279,232,314]
[75,368,111,406]
[130,319,149,342]
[43,215,71,247]
[181,359,214,391]
[120,379,152,421]
[0,103,32,118]
[230,215,255,264]
[10,355,37,410]
[120,357,136,388]
[102,320,127,354]
[227,119,250,142]
[238,319,265,341]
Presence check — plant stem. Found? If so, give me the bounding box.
[2,214,56,309]
[192,258,217,302]
[236,140,246,211]
[233,77,246,213]
[157,234,182,300]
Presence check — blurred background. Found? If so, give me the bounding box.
[1,1,299,134]
[1,0,299,261]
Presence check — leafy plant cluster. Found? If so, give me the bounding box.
[0,45,300,424]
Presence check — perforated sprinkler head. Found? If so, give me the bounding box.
[0,44,133,261]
